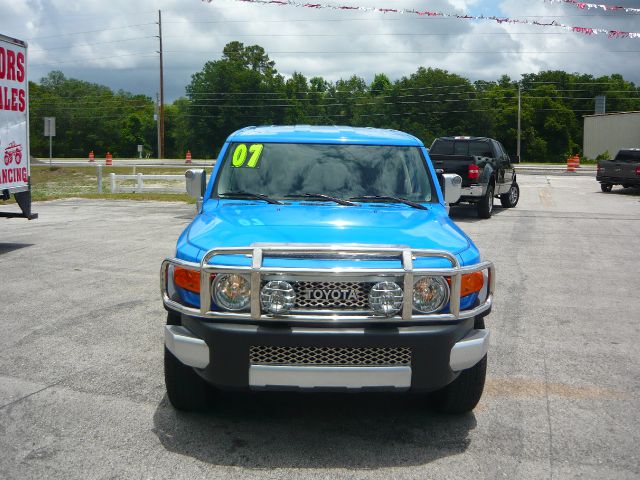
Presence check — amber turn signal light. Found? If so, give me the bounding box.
[174,266,200,293]
[461,271,484,297]
[447,271,484,297]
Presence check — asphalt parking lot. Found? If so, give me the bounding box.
[1,175,639,479]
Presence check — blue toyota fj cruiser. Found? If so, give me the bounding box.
[161,126,494,413]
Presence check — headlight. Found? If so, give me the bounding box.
[369,281,403,317]
[412,276,449,313]
[261,280,296,315]
[212,274,250,311]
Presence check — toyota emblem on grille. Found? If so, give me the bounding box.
[303,288,359,302]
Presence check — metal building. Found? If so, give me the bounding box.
[583,111,640,159]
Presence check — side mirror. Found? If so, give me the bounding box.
[185,169,207,212]
[441,173,462,206]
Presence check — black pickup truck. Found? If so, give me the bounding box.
[597,148,640,192]
[429,136,519,218]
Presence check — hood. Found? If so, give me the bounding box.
[187,202,471,260]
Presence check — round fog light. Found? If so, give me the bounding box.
[261,280,296,315]
[369,281,403,317]
[212,274,251,311]
[413,276,449,313]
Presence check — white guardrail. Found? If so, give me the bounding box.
[109,173,186,193]
[98,164,593,194]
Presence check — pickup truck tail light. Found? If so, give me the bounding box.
[468,164,480,180]
[636,166,640,176]
[174,266,201,293]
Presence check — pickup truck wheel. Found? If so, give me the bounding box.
[164,313,210,411]
[500,182,519,208]
[477,183,494,219]
[431,354,487,414]
[600,183,613,192]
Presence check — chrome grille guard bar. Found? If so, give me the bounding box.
[161,245,495,324]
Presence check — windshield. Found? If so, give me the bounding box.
[214,143,435,202]
[614,150,640,161]
[430,139,493,157]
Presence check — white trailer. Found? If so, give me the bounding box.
[0,33,36,219]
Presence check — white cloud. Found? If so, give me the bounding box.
[0,0,638,100]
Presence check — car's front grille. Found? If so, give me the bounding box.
[291,281,372,310]
[249,345,412,366]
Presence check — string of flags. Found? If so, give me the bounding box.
[202,0,640,38]
[546,0,640,14]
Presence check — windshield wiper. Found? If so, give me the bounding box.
[285,193,357,206]
[218,191,283,205]
[349,195,428,210]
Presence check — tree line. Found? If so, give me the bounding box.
[28,41,640,162]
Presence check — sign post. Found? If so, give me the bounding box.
[44,117,56,169]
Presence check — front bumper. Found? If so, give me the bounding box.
[165,315,490,392]
[161,245,495,325]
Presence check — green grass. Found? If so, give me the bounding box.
[2,165,207,204]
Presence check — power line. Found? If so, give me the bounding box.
[26,23,157,41]
[31,36,157,52]
[165,50,640,54]
[162,32,580,38]
[163,13,637,24]
[31,105,606,120]
[29,52,158,67]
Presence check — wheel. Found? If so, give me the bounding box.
[164,313,210,411]
[477,183,494,219]
[500,181,519,208]
[600,183,613,192]
[431,317,487,414]
[431,355,487,414]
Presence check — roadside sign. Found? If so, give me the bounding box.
[1,34,29,192]
[44,117,56,137]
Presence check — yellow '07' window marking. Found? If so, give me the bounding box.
[231,144,263,168]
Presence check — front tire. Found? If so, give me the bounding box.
[477,183,494,219]
[431,355,487,414]
[600,183,613,192]
[431,317,487,414]
[164,313,210,411]
[500,181,519,208]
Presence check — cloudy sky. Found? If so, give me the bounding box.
[1,0,639,101]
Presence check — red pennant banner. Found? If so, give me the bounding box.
[203,0,640,38]
[546,0,640,13]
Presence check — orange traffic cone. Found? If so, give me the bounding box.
[185,150,192,164]
[106,152,113,166]
[89,150,95,162]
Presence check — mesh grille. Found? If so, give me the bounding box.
[250,345,412,366]
[292,281,372,310]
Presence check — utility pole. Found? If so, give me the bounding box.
[155,93,161,159]
[157,10,165,159]
[517,82,522,161]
